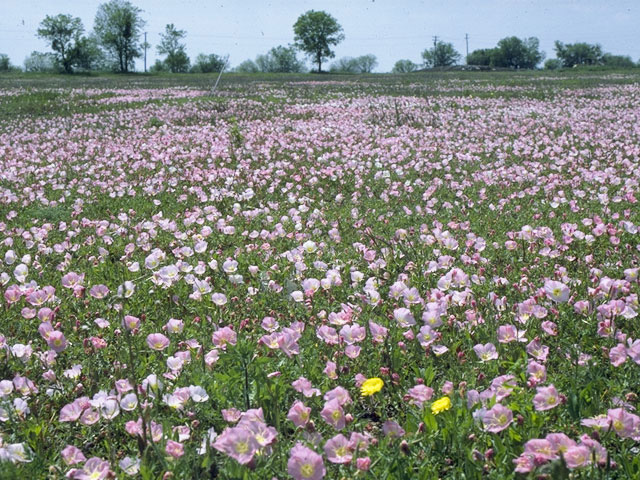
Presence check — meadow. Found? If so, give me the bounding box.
[0,70,639,479]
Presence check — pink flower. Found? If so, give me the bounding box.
[607,408,640,439]
[320,399,345,430]
[578,434,608,464]
[540,321,557,336]
[324,434,352,464]
[89,284,109,299]
[165,318,184,334]
[60,399,87,422]
[66,457,110,480]
[533,385,561,411]
[473,343,499,362]
[292,377,320,397]
[544,280,570,302]
[324,386,351,406]
[526,360,547,385]
[165,440,184,459]
[316,325,339,345]
[482,404,513,433]
[61,445,86,465]
[581,414,611,431]
[356,456,371,471]
[417,325,437,348]
[287,443,325,480]
[212,427,258,464]
[146,333,170,351]
[393,308,415,327]
[61,272,84,289]
[609,343,627,366]
[368,321,388,343]
[406,384,434,408]
[382,420,405,438]
[339,324,365,344]
[526,338,549,362]
[323,360,337,380]
[222,408,241,423]
[523,438,558,462]
[47,331,67,352]
[122,315,140,331]
[211,326,237,349]
[497,324,526,343]
[287,401,311,428]
[513,454,535,473]
[563,445,591,468]
[242,419,277,448]
[546,433,576,454]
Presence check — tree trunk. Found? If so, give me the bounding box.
[316,53,321,73]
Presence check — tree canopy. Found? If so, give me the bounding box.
[191,53,227,73]
[37,14,87,73]
[24,52,57,72]
[94,0,145,72]
[293,10,344,73]
[256,46,306,73]
[467,37,544,69]
[554,41,603,67]
[422,42,461,68]
[157,24,189,73]
[392,59,418,73]
[329,54,378,74]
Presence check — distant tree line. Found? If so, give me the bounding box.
[465,38,636,70]
[0,3,638,74]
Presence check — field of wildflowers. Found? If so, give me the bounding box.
[0,71,640,479]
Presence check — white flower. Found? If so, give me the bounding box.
[189,385,209,403]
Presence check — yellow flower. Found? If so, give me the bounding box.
[360,377,384,397]
[431,396,451,415]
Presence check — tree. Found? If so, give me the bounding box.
[422,42,461,68]
[149,59,169,73]
[235,59,259,73]
[191,53,227,73]
[293,10,344,73]
[329,57,359,73]
[74,35,107,71]
[494,36,544,69]
[392,59,418,73]
[329,55,377,73]
[467,37,544,69]
[37,14,86,73]
[255,45,306,73]
[355,54,377,73]
[0,54,12,72]
[157,24,189,73]
[601,53,635,68]
[466,48,496,67]
[554,41,603,67]
[24,52,56,72]
[544,58,562,70]
[94,0,144,73]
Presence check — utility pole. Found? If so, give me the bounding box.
[432,35,438,48]
[465,33,469,63]
[144,32,148,73]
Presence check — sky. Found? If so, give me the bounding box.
[1,0,638,72]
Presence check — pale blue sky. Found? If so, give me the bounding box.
[1,0,638,72]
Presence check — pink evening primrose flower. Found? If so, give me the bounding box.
[288,443,325,480]
[473,343,499,362]
[533,385,561,411]
[482,404,513,433]
[544,280,570,303]
[146,333,170,351]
